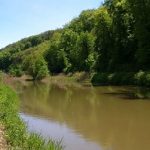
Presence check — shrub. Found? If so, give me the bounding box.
[120,73,135,85]
[9,65,23,77]
[91,71,150,87]
[23,55,49,80]
[92,72,135,86]
[91,73,108,85]
[108,73,122,85]
[134,70,146,86]
[144,72,150,87]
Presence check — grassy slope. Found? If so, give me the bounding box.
[0,82,63,150]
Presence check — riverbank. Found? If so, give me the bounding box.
[91,71,150,87]
[0,83,63,150]
[3,71,150,88]
[4,72,91,89]
[0,125,7,150]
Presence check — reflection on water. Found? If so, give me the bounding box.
[21,113,101,150]
[10,80,150,150]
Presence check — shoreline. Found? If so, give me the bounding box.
[0,82,63,150]
[3,71,150,88]
[0,125,8,150]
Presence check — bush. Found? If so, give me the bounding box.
[23,55,49,80]
[108,72,134,85]
[145,72,150,87]
[108,73,123,85]
[91,73,108,85]
[91,71,150,87]
[121,73,135,85]
[9,65,23,77]
[134,71,150,87]
[134,70,146,86]
[91,72,134,86]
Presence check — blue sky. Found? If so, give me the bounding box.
[0,0,103,48]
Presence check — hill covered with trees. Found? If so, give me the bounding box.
[0,0,150,86]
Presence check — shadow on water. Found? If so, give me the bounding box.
[8,79,150,150]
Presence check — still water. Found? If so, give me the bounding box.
[10,80,150,150]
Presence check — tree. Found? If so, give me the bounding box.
[23,55,49,80]
[59,29,79,72]
[76,32,95,71]
[94,7,112,72]
[44,41,66,74]
[127,0,150,70]
[102,0,137,72]
[67,9,95,33]
[0,51,12,72]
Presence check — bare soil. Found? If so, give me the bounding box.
[0,125,8,150]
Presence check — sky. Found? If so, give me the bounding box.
[0,0,103,48]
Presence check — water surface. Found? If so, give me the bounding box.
[10,80,150,150]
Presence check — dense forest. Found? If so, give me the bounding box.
[0,0,150,86]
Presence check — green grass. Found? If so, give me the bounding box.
[0,83,63,150]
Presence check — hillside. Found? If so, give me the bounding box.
[0,29,62,73]
[0,0,150,85]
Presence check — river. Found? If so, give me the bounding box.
[9,79,150,150]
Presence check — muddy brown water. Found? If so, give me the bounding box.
[9,80,150,150]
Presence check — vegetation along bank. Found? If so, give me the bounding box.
[0,77,63,149]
